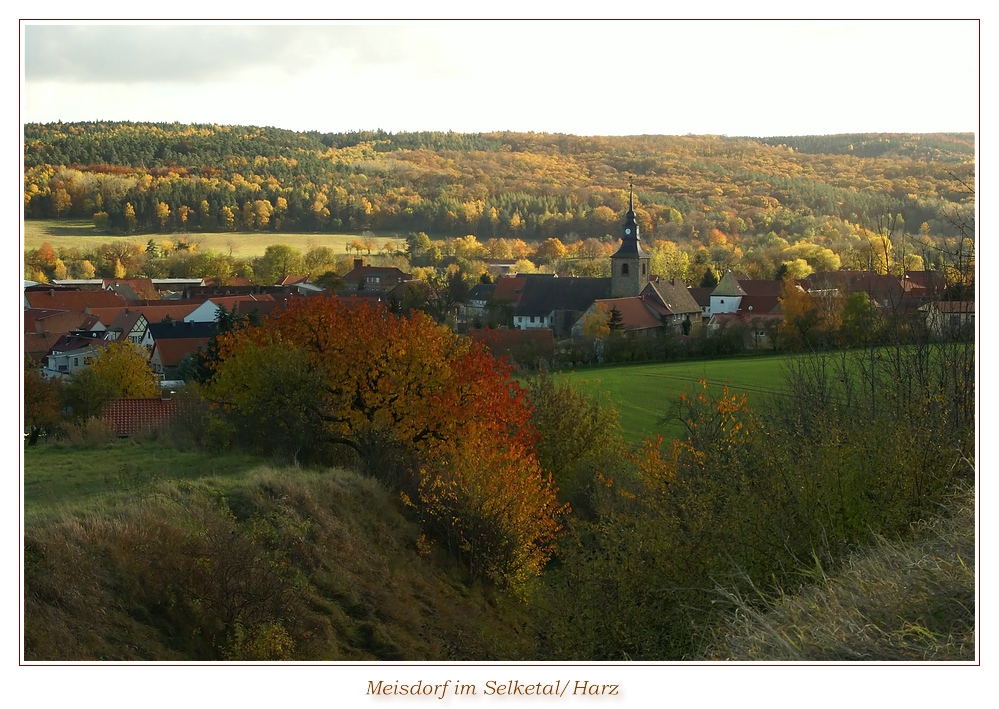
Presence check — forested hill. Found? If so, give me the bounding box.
[23,121,975,242]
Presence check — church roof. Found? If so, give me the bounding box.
[611,184,647,258]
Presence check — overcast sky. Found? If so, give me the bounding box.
[21,19,980,137]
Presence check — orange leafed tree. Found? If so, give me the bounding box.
[204,296,565,587]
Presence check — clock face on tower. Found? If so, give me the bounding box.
[624,228,631,235]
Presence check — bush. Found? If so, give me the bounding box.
[536,338,975,660]
[65,417,118,446]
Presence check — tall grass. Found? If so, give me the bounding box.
[703,483,976,661]
[24,465,540,661]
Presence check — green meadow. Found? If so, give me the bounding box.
[555,354,794,444]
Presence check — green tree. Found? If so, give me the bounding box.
[89,341,160,398]
[255,244,304,284]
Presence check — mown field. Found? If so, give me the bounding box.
[556,354,793,443]
[23,219,401,259]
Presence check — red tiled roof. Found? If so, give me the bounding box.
[492,277,527,305]
[104,278,157,299]
[151,338,211,368]
[207,295,276,309]
[592,297,663,331]
[137,304,202,323]
[738,295,782,315]
[25,289,127,311]
[24,308,90,335]
[279,274,310,286]
[102,397,181,436]
[25,332,64,361]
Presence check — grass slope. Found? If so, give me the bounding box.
[23,440,263,525]
[703,485,976,661]
[23,442,538,661]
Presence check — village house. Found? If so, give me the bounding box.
[920,300,975,337]
[341,259,412,293]
[40,334,108,379]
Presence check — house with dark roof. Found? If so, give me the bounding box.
[459,283,497,326]
[342,259,412,293]
[24,308,104,363]
[183,295,276,323]
[40,335,108,379]
[513,276,611,337]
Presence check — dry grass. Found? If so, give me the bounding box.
[24,464,539,661]
[703,484,976,662]
[23,219,402,259]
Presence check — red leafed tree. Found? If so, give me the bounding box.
[204,296,565,588]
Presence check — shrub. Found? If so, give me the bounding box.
[65,416,118,446]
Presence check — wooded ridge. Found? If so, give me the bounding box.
[24,122,974,243]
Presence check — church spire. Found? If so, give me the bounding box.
[622,183,639,240]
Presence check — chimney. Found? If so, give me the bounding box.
[354,258,364,269]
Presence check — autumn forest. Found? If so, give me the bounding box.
[23,122,975,287]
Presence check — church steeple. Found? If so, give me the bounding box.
[622,183,640,243]
[610,183,650,297]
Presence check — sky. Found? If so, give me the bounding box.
[20,18,981,137]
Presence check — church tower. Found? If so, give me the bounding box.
[610,185,650,297]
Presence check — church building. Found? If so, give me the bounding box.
[610,185,651,297]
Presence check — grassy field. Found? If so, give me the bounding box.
[23,219,403,259]
[554,354,795,444]
[23,440,265,525]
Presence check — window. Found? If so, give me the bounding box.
[530,316,536,323]
[622,263,629,276]
[641,263,647,276]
